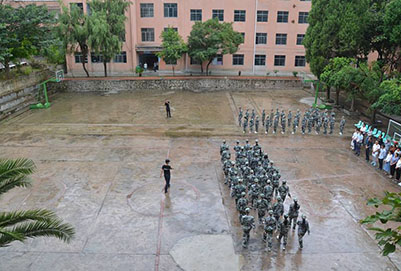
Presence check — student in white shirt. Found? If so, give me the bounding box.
[372,141,380,167]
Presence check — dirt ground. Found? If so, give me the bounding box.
[0,88,400,271]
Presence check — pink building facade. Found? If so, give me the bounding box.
[10,0,312,76]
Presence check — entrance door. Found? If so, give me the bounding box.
[139,53,159,70]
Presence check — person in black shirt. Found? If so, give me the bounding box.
[161,159,173,193]
[165,100,171,118]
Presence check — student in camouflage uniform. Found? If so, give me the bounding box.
[238,107,243,126]
[263,180,274,204]
[292,117,297,134]
[277,214,290,250]
[249,179,261,208]
[281,111,286,134]
[297,215,310,249]
[263,210,277,252]
[288,198,300,230]
[244,109,249,122]
[287,110,292,128]
[240,208,255,248]
[265,115,270,134]
[323,116,328,135]
[278,180,291,202]
[301,116,307,134]
[270,109,274,127]
[273,196,284,222]
[249,117,255,133]
[243,117,248,133]
[255,116,260,134]
[237,192,248,221]
[329,116,335,134]
[251,109,256,120]
[307,116,313,134]
[339,116,346,135]
[256,193,270,224]
[273,114,279,134]
[315,117,322,134]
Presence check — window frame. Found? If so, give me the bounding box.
[233,54,244,66]
[277,11,289,23]
[298,12,309,24]
[254,54,266,66]
[114,52,127,63]
[295,56,306,67]
[164,3,178,18]
[234,10,246,22]
[296,34,305,45]
[255,33,267,45]
[275,33,287,45]
[257,10,268,22]
[74,52,87,63]
[274,55,286,66]
[141,28,155,42]
[190,9,202,21]
[212,9,224,21]
[140,3,154,18]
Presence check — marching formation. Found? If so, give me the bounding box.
[238,107,346,135]
[220,139,311,251]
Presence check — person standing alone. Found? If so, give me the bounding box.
[161,159,173,193]
[165,100,171,118]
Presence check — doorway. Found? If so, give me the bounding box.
[138,53,159,70]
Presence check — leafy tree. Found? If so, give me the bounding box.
[320,57,353,105]
[0,4,55,77]
[304,0,371,78]
[0,158,75,247]
[58,3,91,77]
[361,192,401,256]
[372,79,401,115]
[187,18,243,75]
[157,28,187,76]
[382,0,401,72]
[88,0,130,77]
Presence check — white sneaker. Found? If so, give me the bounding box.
[265,132,267,134]
[398,183,401,187]
[292,132,294,134]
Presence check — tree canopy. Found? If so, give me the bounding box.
[0,4,55,76]
[157,27,187,75]
[187,18,243,74]
[88,0,130,77]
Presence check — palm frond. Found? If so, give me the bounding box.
[0,209,57,227]
[0,216,75,247]
[0,158,36,181]
[0,229,25,247]
[0,158,35,195]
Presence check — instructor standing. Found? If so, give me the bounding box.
[165,100,171,118]
[161,159,173,193]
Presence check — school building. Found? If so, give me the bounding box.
[9,0,312,76]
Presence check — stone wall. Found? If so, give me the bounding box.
[0,70,52,120]
[52,77,303,93]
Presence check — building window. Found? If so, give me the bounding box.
[164,3,177,18]
[114,52,127,63]
[91,53,104,63]
[254,55,266,66]
[257,10,268,22]
[298,12,308,24]
[140,3,154,18]
[255,33,267,45]
[240,33,245,43]
[190,57,201,65]
[190,9,202,21]
[164,27,178,32]
[300,0,311,2]
[141,28,154,42]
[165,59,177,65]
[297,34,305,45]
[234,10,246,22]
[275,33,287,45]
[277,11,289,23]
[233,54,244,65]
[274,55,286,66]
[74,53,87,63]
[212,9,224,21]
[295,56,306,67]
[70,3,83,13]
[86,3,91,15]
[212,54,223,65]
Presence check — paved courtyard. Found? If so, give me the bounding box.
[0,88,400,270]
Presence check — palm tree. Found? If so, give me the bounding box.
[0,158,75,247]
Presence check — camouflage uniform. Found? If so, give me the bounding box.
[255,117,260,134]
[263,210,277,251]
[288,198,300,230]
[262,109,266,126]
[297,215,310,249]
[256,193,270,223]
[278,180,291,202]
[237,192,248,220]
[288,110,292,127]
[273,115,279,134]
[273,197,284,222]
[277,215,291,250]
[323,116,328,134]
[329,116,335,134]
[265,116,270,134]
[263,180,274,204]
[281,112,286,134]
[238,108,243,127]
[269,109,274,127]
[240,208,255,248]
[339,116,346,135]
[243,118,248,133]
[249,118,254,133]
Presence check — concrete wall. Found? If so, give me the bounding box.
[52,77,303,93]
[0,70,52,120]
